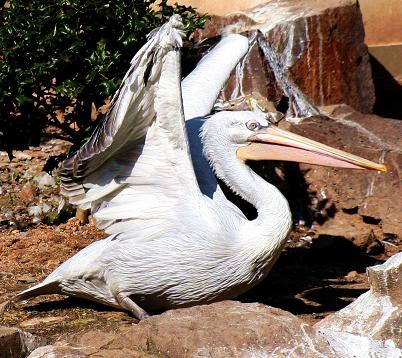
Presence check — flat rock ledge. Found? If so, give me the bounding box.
[0,252,396,357]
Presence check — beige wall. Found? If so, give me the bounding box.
[172,0,402,46]
[171,0,263,15]
[359,0,402,45]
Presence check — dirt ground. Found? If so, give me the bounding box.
[0,137,401,342]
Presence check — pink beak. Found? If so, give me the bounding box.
[236,125,387,172]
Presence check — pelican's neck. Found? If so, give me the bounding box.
[217,149,291,225]
[203,132,292,256]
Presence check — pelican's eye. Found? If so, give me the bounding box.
[246,121,259,131]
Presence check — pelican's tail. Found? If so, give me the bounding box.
[14,280,61,302]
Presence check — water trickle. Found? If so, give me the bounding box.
[258,35,319,118]
[284,23,296,69]
[316,18,325,105]
[379,150,386,164]
[229,58,245,100]
[304,18,311,71]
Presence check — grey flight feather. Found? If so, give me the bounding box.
[60,15,189,209]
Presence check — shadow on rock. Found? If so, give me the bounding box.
[21,296,118,314]
[370,54,402,120]
[239,235,382,315]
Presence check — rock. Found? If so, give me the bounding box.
[368,252,402,306]
[20,316,67,329]
[287,105,402,239]
[33,172,55,189]
[0,300,10,316]
[28,345,87,358]
[0,326,47,358]
[16,274,37,283]
[17,299,402,357]
[14,152,32,161]
[76,207,90,225]
[0,327,22,358]
[27,205,42,217]
[316,252,402,347]
[20,182,37,204]
[318,330,402,358]
[193,0,374,114]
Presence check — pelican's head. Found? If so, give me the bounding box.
[202,111,387,172]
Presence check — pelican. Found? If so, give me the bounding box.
[16,15,386,320]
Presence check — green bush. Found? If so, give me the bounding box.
[0,0,208,159]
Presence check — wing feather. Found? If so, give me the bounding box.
[60,15,202,235]
[60,15,186,200]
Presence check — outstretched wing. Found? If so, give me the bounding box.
[60,15,202,236]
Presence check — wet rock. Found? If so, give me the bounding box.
[193,0,374,114]
[316,252,402,349]
[288,105,402,239]
[0,326,47,358]
[20,182,37,204]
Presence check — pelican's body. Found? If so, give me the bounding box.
[16,16,385,319]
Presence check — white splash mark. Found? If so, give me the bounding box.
[258,38,319,117]
[284,23,295,69]
[379,150,386,164]
[320,188,327,199]
[316,18,324,105]
[366,178,375,197]
[286,116,304,124]
[233,2,316,35]
[301,235,312,243]
[229,60,245,100]
[304,17,311,70]
[334,118,398,152]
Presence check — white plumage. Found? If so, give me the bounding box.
[16,15,386,319]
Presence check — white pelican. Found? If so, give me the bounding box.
[16,15,386,320]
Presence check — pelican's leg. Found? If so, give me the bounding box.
[116,293,150,320]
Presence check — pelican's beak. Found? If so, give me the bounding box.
[236,125,387,171]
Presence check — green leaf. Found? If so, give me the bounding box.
[0,0,208,150]
[16,94,32,105]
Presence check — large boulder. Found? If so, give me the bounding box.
[192,0,374,114]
